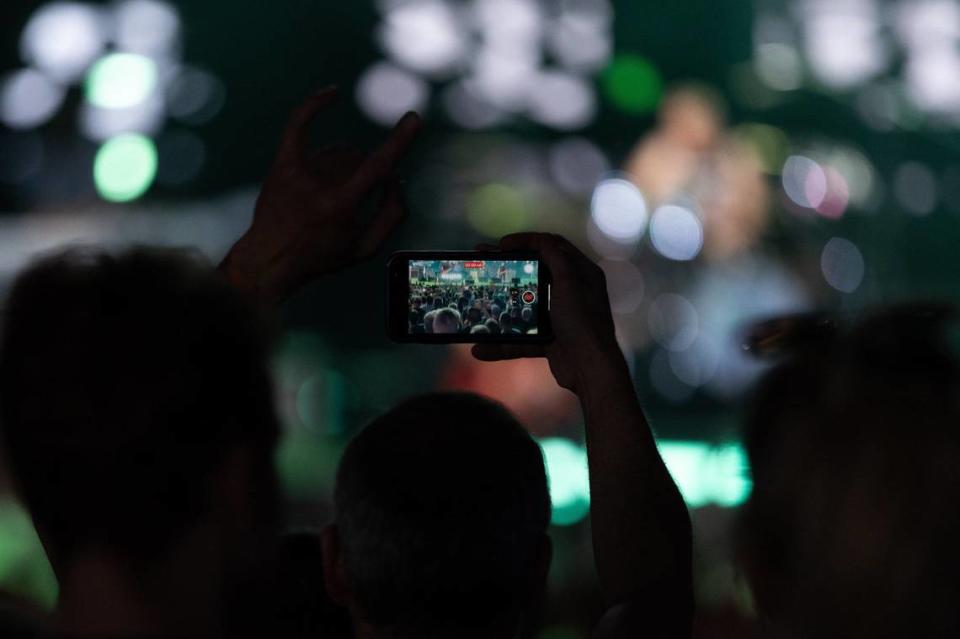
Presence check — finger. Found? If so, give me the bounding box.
[277,86,339,164]
[344,111,422,198]
[471,343,547,361]
[357,177,407,258]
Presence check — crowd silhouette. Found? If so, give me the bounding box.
[0,85,957,639]
[409,283,539,335]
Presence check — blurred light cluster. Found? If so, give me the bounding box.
[751,0,960,127]
[2,1,224,202]
[587,88,764,264]
[539,436,751,527]
[358,0,616,130]
[657,441,752,508]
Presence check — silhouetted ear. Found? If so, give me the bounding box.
[320,524,352,607]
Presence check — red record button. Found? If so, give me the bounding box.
[522,290,536,304]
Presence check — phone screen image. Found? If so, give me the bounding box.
[408,259,541,337]
[387,251,552,343]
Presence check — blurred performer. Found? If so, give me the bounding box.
[611,85,808,400]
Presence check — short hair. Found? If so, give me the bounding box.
[423,309,439,333]
[739,307,960,638]
[0,247,279,561]
[484,318,500,334]
[333,393,550,636]
[433,308,461,334]
[521,307,533,321]
[469,324,490,334]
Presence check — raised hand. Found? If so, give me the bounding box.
[471,233,621,394]
[221,86,422,304]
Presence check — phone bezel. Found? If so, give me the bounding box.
[387,250,553,343]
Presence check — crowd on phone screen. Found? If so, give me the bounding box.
[408,283,539,335]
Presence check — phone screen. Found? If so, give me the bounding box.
[388,252,552,343]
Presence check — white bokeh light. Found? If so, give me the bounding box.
[801,5,887,89]
[525,71,596,129]
[546,3,613,73]
[442,81,505,129]
[649,204,704,261]
[754,43,803,91]
[379,0,468,77]
[0,69,65,130]
[166,67,226,124]
[649,293,699,352]
[79,94,165,141]
[590,177,648,244]
[548,137,609,194]
[893,0,960,53]
[467,47,539,110]
[903,46,960,115]
[356,62,429,127]
[782,155,827,209]
[821,237,865,293]
[473,0,544,52]
[20,2,106,83]
[114,0,181,55]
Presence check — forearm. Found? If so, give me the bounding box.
[577,353,692,609]
[218,232,300,307]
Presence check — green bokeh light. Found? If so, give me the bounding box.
[602,54,663,114]
[85,53,158,109]
[0,499,58,610]
[658,440,753,508]
[94,134,158,202]
[733,123,791,175]
[539,438,591,527]
[466,183,530,238]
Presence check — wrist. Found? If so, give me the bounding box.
[219,232,295,306]
[569,339,636,405]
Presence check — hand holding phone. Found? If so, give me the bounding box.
[387,251,553,343]
[470,233,622,395]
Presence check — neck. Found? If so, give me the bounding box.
[55,535,222,638]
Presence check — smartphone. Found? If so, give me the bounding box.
[387,251,553,343]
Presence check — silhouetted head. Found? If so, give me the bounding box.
[738,305,960,638]
[433,308,461,334]
[423,309,438,334]
[325,393,551,639]
[0,247,281,577]
[466,307,482,325]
